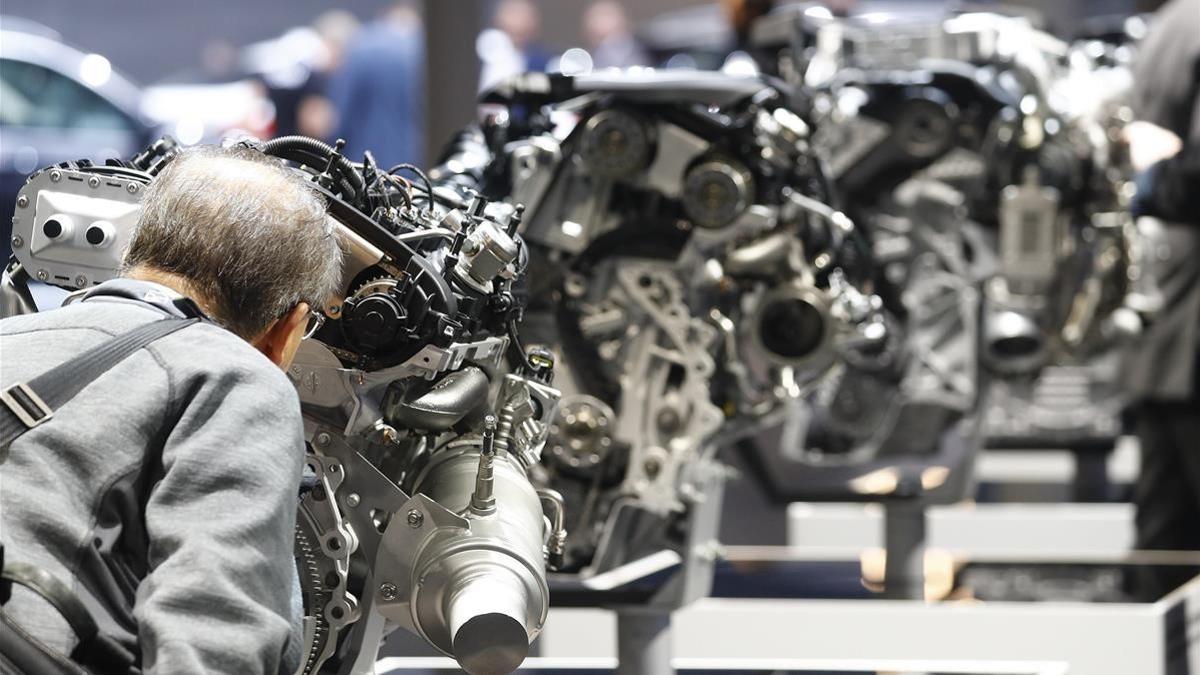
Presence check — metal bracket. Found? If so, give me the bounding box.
[1,382,53,429]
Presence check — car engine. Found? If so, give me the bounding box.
[756,7,1158,452]
[430,69,978,602]
[1,135,564,675]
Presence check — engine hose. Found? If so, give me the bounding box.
[260,136,367,200]
[271,147,361,200]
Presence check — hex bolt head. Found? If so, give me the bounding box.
[315,432,331,447]
[379,582,399,602]
[87,176,100,188]
[10,235,23,249]
[75,275,88,287]
[35,269,49,281]
[16,195,28,209]
[49,170,62,182]
[643,457,661,479]
[126,182,140,194]
[345,493,360,508]
[406,509,424,528]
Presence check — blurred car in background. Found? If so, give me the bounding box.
[139,24,344,147]
[0,17,295,257]
[140,78,275,148]
[0,18,155,253]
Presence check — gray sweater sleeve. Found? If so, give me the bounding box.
[133,359,304,674]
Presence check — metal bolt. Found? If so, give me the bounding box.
[126,182,140,194]
[75,275,87,287]
[470,415,498,515]
[379,582,399,601]
[87,176,100,188]
[406,509,424,528]
[35,269,48,281]
[10,235,23,249]
[643,457,661,479]
[315,432,331,447]
[49,170,62,182]
[345,493,360,508]
[16,195,28,209]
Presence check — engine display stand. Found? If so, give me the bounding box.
[616,609,673,675]
[536,458,728,675]
[883,497,929,600]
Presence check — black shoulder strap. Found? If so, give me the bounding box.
[0,318,199,457]
[0,564,138,674]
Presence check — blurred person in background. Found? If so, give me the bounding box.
[723,0,775,53]
[272,10,359,140]
[823,0,861,17]
[1118,0,1200,601]
[583,0,650,69]
[327,0,425,167]
[479,0,553,91]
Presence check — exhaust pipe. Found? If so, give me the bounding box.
[374,432,550,675]
[981,309,1045,374]
[750,284,836,374]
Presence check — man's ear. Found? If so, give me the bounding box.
[253,303,310,370]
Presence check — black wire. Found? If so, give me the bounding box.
[360,151,415,212]
[384,174,413,211]
[259,136,366,198]
[507,317,534,371]
[389,164,435,215]
[361,151,377,196]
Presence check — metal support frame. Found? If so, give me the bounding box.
[1069,440,1116,503]
[883,499,928,600]
[616,609,673,675]
[608,458,728,675]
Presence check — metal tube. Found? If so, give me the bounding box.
[445,569,532,675]
[393,447,549,674]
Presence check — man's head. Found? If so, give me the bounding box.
[121,145,343,368]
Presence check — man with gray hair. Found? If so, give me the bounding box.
[0,145,342,673]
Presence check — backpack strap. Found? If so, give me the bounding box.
[0,564,137,674]
[0,318,198,458]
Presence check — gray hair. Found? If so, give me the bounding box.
[122,145,343,339]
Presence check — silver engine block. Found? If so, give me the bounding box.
[760,8,1158,450]
[430,69,980,600]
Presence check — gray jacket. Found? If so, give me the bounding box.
[0,279,304,673]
